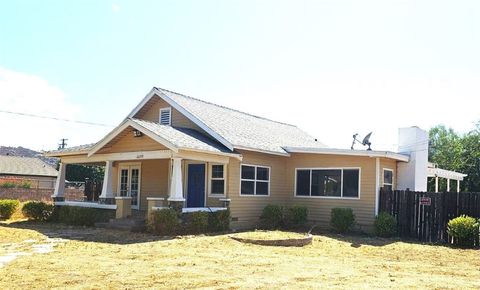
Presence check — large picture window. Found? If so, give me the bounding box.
[295,168,360,198]
[240,164,270,196]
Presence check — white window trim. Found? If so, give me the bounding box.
[117,163,142,209]
[383,168,394,189]
[159,107,172,125]
[294,167,361,200]
[239,163,271,197]
[208,163,226,197]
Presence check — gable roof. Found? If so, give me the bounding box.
[85,118,235,157]
[0,156,58,177]
[128,87,327,155]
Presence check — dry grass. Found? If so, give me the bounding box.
[0,222,479,290]
[232,230,307,240]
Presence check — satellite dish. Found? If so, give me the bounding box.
[351,132,373,151]
[362,132,372,151]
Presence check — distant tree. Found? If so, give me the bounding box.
[428,123,480,192]
[460,123,480,191]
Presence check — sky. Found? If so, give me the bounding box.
[0,0,479,152]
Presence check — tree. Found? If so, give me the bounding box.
[65,164,104,182]
[428,123,480,192]
[460,123,480,191]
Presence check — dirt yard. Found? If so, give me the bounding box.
[0,222,478,289]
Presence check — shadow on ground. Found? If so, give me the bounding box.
[0,221,177,245]
[310,227,452,248]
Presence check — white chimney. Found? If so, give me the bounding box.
[396,127,428,191]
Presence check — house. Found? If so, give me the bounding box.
[47,87,442,230]
[0,156,58,189]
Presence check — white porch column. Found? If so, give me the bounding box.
[99,160,115,204]
[457,180,460,193]
[52,162,66,201]
[435,177,439,193]
[168,158,185,202]
[447,178,450,192]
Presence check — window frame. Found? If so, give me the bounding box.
[382,168,394,191]
[159,107,172,125]
[208,163,226,197]
[239,163,271,197]
[294,167,361,200]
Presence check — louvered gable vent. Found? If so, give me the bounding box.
[159,107,171,125]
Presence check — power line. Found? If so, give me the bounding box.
[0,110,115,127]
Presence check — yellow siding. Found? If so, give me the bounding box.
[135,97,204,131]
[227,150,289,229]
[112,159,169,211]
[285,153,377,231]
[98,127,168,154]
[380,158,397,190]
[139,159,169,210]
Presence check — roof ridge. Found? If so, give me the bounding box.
[155,87,298,127]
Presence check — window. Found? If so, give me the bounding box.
[383,169,393,191]
[159,107,171,125]
[210,164,225,195]
[295,168,360,198]
[240,164,270,196]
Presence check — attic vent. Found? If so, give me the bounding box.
[159,107,171,125]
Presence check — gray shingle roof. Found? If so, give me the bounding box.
[131,118,232,153]
[0,156,58,177]
[157,88,327,154]
[50,143,95,155]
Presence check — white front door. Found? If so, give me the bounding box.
[119,165,141,209]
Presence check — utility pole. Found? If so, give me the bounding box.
[58,138,68,150]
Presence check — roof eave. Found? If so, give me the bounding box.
[283,147,410,162]
[87,119,179,157]
[234,145,291,157]
[126,87,235,152]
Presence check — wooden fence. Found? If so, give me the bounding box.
[379,189,480,243]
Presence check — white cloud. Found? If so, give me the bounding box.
[112,3,120,13]
[0,67,106,151]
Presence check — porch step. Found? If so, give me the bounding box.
[95,217,146,232]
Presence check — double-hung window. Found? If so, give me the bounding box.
[383,169,393,191]
[295,168,360,198]
[210,164,225,195]
[240,164,270,196]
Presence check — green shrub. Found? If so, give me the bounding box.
[186,211,209,234]
[19,181,32,189]
[330,208,355,233]
[374,212,397,237]
[284,205,308,229]
[22,201,54,221]
[208,209,231,232]
[148,208,179,235]
[260,204,284,229]
[0,199,20,220]
[54,206,114,226]
[0,182,16,188]
[447,215,480,247]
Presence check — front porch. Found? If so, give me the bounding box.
[51,150,232,219]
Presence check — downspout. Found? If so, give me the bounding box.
[375,157,380,216]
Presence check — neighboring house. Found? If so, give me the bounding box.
[0,156,58,189]
[47,87,446,230]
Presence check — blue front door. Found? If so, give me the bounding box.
[187,164,206,207]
